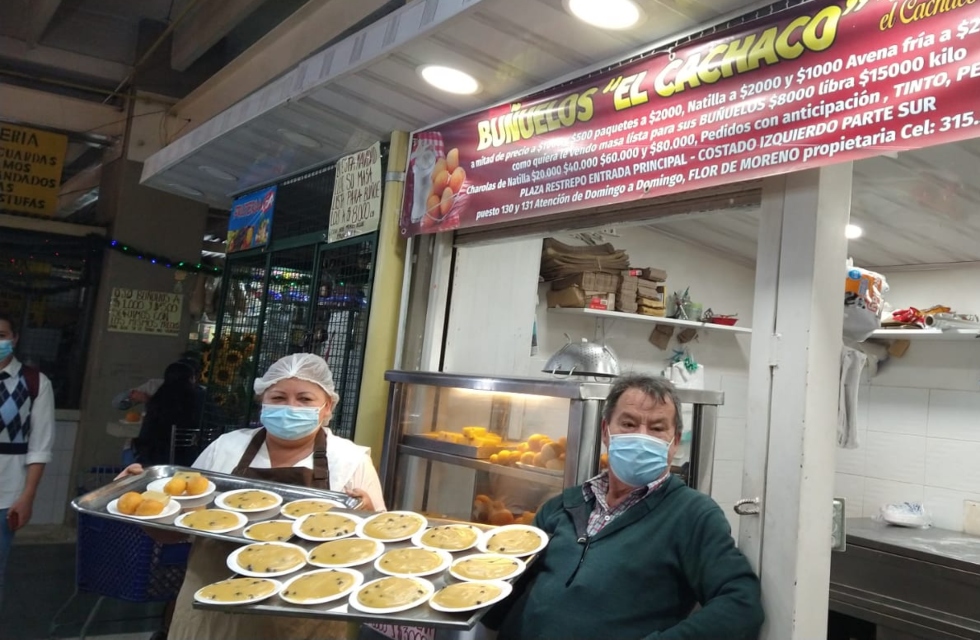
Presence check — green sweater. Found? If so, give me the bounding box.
[486,476,764,640]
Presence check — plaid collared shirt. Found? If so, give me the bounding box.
[582,470,671,537]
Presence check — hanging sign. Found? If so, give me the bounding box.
[108,287,183,336]
[227,186,276,253]
[401,0,980,236]
[0,123,68,217]
[329,142,383,242]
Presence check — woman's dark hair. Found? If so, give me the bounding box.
[0,311,18,336]
[135,362,202,466]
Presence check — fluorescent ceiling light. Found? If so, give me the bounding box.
[566,0,642,29]
[845,224,863,239]
[198,165,237,181]
[168,183,204,197]
[277,128,321,148]
[419,65,480,95]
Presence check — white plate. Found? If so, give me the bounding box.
[449,553,527,582]
[174,509,248,534]
[374,548,452,578]
[355,511,428,542]
[478,524,549,557]
[193,577,282,606]
[308,539,385,569]
[243,520,296,542]
[280,498,348,519]
[215,489,284,513]
[107,497,181,521]
[292,512,364,542]
[428,580,513,613]
[278,568,365,606]
[348,576,435,615]
[515,462,563,477]
[226,541,309,578]
[410,524,483,553]
[146,477,217,501]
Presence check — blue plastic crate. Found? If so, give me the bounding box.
[76,512,190,603]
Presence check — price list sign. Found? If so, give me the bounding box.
[400,0,980,237]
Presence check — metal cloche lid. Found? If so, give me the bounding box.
[543,335,620,378]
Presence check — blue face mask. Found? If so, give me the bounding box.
[260,404,323,441]
[607,433,673,487]
[0,340,13,361]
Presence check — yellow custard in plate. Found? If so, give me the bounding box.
[282,570,357,603]
[179,509,242,531]
[377,548,443,575]
[235,544,306,574]
[420,525,479,551]
[453,556,521,580]
[244,521,294,542]
[196,578,278,603]
[485,529,542,555]
[223,490,278,511]
[431,582,503,609]
[282,499,337,518]
[299,513,358,539]
[356,577,428,609]
[309,539,379,566]
[362,513,425,540]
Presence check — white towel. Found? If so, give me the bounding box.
[838,346,868,449]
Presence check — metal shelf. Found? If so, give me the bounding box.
[550,307,752,334]
[871,329,980,341]
[397,444,565,489]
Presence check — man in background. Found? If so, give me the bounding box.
[112,352,202,411]
[0,312,55,607]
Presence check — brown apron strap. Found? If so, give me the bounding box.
[311,427,329,489]
[231,429,267,477]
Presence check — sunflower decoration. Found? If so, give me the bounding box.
[213,367,234,385]
[211,392,228,407]
[223,349,245,368]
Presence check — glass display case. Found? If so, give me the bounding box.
[379,371,724,526]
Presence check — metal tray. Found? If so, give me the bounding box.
[71,465,361,545]
[200,516,524,631]
[403,433,515,460]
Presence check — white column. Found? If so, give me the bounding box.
[740,163,852,640]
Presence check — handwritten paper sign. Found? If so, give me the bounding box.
[108,288,183,336]
[328,142,383,242]
[0,123,68,216]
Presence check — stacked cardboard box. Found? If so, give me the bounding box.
[542,238,628,310]
[617,272,639,313]
[622,268,667,317]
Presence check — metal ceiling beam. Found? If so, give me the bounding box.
[170,0,267,72]
[169,0,392,138]
[25,0,61,47]
[0,83,126,138]
[57,162,102,218]
[0,35,130,84]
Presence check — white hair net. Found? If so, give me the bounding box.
[254,353,340,405]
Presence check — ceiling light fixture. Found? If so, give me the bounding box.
[419,65,480,95]
[845,224,863,239]
[168,183,204,197]
[566,0,642,30]
[277,128,321,148]
[198,165,237,181]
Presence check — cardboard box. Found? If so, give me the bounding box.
[552,271,621,294]
[623,268,667,282]
[547,286,615,310]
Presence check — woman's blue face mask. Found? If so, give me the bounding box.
[607,433,673,487]
[260,404,324,440]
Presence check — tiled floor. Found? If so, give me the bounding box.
[1,540,163,640]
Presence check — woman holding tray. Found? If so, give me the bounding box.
[116,353,385,640]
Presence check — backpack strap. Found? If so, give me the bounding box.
[21,365,40,402]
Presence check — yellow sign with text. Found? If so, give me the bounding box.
[0,123,68,216]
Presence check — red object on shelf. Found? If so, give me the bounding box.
[705,317,739,326]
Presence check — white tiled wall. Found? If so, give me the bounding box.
[835,265,980,532]
[32,419,77,525]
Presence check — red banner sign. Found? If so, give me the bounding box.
[400,0,980,236]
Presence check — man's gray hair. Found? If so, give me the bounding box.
[602,374,683,439]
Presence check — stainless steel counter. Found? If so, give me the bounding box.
[830,518,980,640]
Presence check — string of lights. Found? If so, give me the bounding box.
[102,235,223,275]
